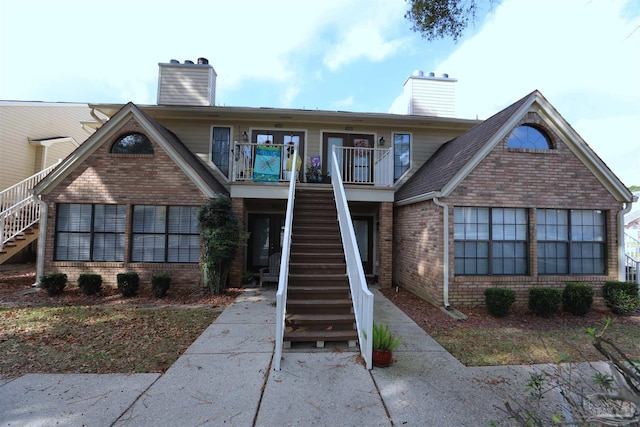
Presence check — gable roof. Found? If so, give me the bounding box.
[395,90,633,205]
[33,102,227,197]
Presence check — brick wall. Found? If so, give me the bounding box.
[229,197,246,288]
[42,118,211,290]
[394,112,626,307]
[377,202,393,288]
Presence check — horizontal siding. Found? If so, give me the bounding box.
[0,103,92,189]
[158,66,214,106]
[154,117,466,189]
[410,79,456,117]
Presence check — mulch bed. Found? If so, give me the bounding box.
[2,262,638,331]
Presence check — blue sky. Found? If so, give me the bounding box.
[1,0,638,187]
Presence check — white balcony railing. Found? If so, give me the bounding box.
[231,143,392,187]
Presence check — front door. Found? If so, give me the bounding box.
[353,216,374,274]
[247,214,284,272]
[323,133,374,182]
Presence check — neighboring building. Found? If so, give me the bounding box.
[0,101,95,190]
[0,101,96,263]
[31,59,634,311]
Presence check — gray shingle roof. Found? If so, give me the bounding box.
[395,91,537,203]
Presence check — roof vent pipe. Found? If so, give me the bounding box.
[197,57,209,64]
[184,60,194,64]
[169,59,179,64]
[442,73,449,78]
[428,72,435,77]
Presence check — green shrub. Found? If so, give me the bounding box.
[78,274,102,296]
[151,274,171,298]
[117,272,140,297]
[602,281,640,314]
[484,287,516,317]
[528,287,561,318]
[40,273,67,296]
[562,282,594,316]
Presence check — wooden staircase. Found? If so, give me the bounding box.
[284,187,358,348]
[0,225,39,265]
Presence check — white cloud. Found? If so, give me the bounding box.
[427,0,640,185]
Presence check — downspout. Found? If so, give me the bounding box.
[432,196,451,309]
[618,196,637,280]
[32,194,48,287]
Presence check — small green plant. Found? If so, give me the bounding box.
[39,273,67,296]
[78,274,102,296]
[117,272,140,297]
[151,273,171,298]
[528,287,561,318]
[602,281,639,314]
[371,322,402,351]
[484,287,516,317]
[562,282,594,316]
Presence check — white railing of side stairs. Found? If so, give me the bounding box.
[331,147,374,369]
[0,161,60,252]
[274,147,298,371]
[625,255,639,285]
[625,232,640,263]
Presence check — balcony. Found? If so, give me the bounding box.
[231,143,393,187]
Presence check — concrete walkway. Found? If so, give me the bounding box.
[1,288,574,426]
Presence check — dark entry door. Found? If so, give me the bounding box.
[247,214,284,272]
[323,133,374,182]
[353,216,374,274]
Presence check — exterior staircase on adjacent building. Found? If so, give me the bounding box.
[284,187,358,348]
[0,225,39,265]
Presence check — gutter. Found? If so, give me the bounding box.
[619,195,638,280]
[432,196,451,309]
[32,194,48,287]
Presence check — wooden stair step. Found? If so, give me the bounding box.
[287,298,352,307]
[287,313,355,324]
[284,329,358,342]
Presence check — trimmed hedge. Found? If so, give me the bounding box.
[484,287,516,317]
[78,274,102,296]
[117,272,140,297]
[602,281,640,314]
[529,287,562,318]
[40,273,67,296]
[562,282,594,316]
[151,274,171,298]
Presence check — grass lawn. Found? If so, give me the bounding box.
[431,323,640,366]
[0,306,219,377]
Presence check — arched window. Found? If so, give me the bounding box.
[506,125,551,149]
[111,133,154,154]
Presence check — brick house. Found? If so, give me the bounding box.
[31,59,634,312]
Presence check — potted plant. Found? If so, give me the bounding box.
[371,322,402,367]
[306,164,323,182]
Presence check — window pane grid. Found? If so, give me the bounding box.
[55,204,125,262]
[454,207,528,276]
[393,133,411,181]
[132,205,200,263]
[538,209,605,275]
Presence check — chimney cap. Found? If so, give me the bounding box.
[169,59,179,64]
[197,57,209,64]
[412,70,424,77]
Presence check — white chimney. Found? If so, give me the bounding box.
[402,70,457,117]
[157,58,217,106]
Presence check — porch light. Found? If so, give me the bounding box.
[242,132,248,142]
[379,136,385,146]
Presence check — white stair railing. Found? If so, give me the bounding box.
[330,146,374,369]
[333,147,393,186]
[274,147,298,371]
[0,161,60,252]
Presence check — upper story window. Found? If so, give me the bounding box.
[393,133,411,181]
[506,125,551,149]
[211,127,231,177]
[111,133,154,154]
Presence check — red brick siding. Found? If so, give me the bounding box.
[377,202,393,288]
[42,118,211,290]
[229,197,246,288]
[394,113,625,307]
